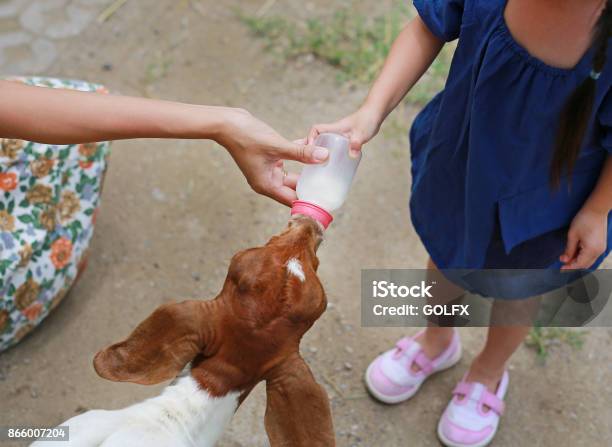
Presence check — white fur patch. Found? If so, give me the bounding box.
[31,376,238,447]
[286,258,305,282]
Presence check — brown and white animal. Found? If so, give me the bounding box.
[32,216,334,447]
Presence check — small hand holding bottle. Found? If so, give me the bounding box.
[292,133,362,229]
[307,106,383,155]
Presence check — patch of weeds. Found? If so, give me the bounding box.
[240,14,291,50]
[139,52,173,97]
[525,327,585,364]
[238,3,455,106]
[145,58,172,85]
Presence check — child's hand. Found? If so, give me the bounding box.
[560,205,609,270]
[307,107,382,155]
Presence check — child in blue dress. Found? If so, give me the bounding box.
[308,0,612,445]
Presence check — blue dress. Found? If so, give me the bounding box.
[410,0,612,298]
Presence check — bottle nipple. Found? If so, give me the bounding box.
[290,200,334,229]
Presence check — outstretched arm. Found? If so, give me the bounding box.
[0,81,329,206]
[307,16,444,152]
[361,16,444,128]
[0,80,225,144]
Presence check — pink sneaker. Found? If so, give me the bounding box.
[364,329,462,404]
[437,371,509,447]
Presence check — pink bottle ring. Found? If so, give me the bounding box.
[290,200,333,229]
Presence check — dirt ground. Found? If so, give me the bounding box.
[1,1,611,446]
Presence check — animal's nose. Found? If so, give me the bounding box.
[288,215,323,250]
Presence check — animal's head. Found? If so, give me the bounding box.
[93,216,334,445]
[93,215,325,389]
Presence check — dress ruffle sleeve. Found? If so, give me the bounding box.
[413,0,467,42]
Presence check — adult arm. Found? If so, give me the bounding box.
[0,81,328,205]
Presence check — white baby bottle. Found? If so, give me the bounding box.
[291,133,362,228]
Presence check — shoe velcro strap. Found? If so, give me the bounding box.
[480,390,505,416]
[452,381,472,397]
[453,382,506,416]
[395,337,414,351]
[413,352,434,374]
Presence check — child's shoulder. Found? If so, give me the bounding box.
[429,0,501,37]
[466,0,505,21]
[424,0,504,27]
[416,0,505,41]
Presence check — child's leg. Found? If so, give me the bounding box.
[364,258,464,403]
[464,292,539,390]
[437,313,527,446]
[412,258,463,367]
[415,260,537,381]
[464,325,530,392]
[414,327,455,370]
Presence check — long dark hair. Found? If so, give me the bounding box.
[551,1,612,187]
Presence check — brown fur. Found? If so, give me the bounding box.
[93,215,334,446]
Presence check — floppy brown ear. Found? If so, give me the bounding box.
[93,300,215,385]
[264,355,335,446]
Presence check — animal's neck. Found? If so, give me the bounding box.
[143,375,239,447]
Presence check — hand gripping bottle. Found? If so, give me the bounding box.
[291,133,362,228]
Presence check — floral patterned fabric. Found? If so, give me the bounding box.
[0,77,110,352]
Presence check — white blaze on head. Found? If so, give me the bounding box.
[286,258,305,282]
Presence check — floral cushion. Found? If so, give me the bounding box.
[0,77,111,352]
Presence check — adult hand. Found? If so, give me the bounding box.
[306,106,382,155]
[560,205,608,270]
[216,108,329,206]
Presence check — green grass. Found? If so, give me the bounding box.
[525,327,586,364]
[238,3,455,106]
[144,55,173,86]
